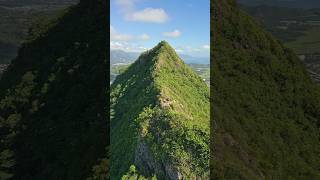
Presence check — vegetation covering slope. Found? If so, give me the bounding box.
[211,0,320,179]
[0,0,107,179]
[239,5,320,83]
[0,0,78,64]
[111,41,210,179]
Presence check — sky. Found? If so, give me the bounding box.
[110,0,210,58]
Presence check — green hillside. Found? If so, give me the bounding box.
[0,0,107,179]
[0,1,78,64]
[111,41,210,179]
[211,0,320,179]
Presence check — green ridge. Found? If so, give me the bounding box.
[111,41,210,179]
[212,0,320,179]
[0,0,107,179]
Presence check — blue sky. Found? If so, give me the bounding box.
[110,0,210,58]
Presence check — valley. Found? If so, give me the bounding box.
[241,4,320,83]
[0,0,78,64]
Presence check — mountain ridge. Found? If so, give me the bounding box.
[212,0,320,179]
[111,41,209,179]
[0,0,107,179]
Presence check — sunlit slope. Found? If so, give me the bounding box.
[111,41,210,179]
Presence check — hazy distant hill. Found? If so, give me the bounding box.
[110,49,209,65]
[179,54,209,64]
[110,50,139,64]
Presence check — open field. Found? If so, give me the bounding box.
[286,27,320,54]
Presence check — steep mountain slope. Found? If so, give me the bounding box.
[0,0,107,179]
[211,0,320,179]
[0,0,78,64]
[110,41,210,179]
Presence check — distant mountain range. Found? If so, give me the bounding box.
[110,50,139,64]
[238,0,320,8]
[110,49,209,65]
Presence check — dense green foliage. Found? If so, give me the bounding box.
[111,63,210,85]
[240,4,320,82]
[121,165,156,180]
[0,0,107,179]
[242,5,320,54]
[211,0,320,179]
[111,41,210,179]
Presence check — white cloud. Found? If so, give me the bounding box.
[110,25,134,41]
[110,41,149,52]
[115,0,169,23]
[110,25,150,42]
[110,41,125,49]
[175,45,210,58]
[138,34,150,41]
[202,45,210,49]
[163,29,181,38]
[128,8,169,23]
[175,48,184,53]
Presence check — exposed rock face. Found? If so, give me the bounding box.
[0,64,9,78]
[134,139,182,180]
[134,140,158,176]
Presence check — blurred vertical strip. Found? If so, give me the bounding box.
[210,0,217,179]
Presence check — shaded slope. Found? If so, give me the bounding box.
[211,0,320,179]
[0,0,107,179]
[111,41,210,179]
[0,0,79,64]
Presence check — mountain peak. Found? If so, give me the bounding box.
[152,40,176,54]
[134,41,182,70]
[111,41,210,179]
[157,40,170,47]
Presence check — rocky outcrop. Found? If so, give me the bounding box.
[134,138,182,180]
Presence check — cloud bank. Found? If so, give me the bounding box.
[115,0,169,23]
